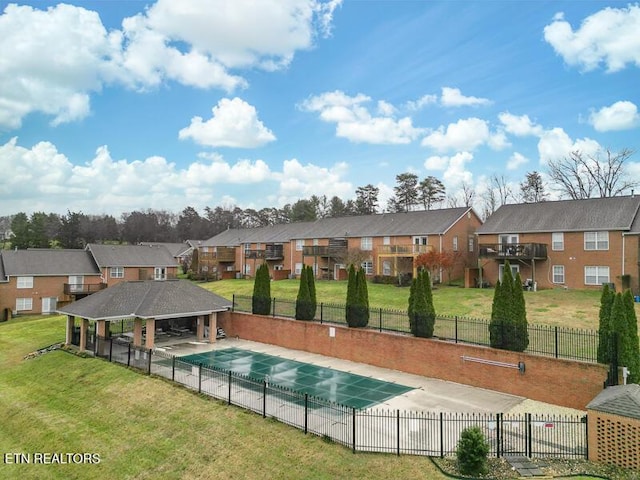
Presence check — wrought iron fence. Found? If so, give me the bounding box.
[232,295,600,363]
[91,335,587,459]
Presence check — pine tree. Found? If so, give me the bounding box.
[306,265,317,320]
[610,293,630,381]
[597,284,615,364]
[407,275,417,332]
[346,264,358,327]
[623,290,640,383]
[295,266,313,320]
[489,262,527,351]
[251,263,271,315]
[489,279,505,348]
[511,272,529,352]
[355,267,370,327]
[422,269,436,337]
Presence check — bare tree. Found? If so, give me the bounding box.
[547,148,638,199]
[490,174,514,205]
[480,187,498,221]
[461,182,476,207]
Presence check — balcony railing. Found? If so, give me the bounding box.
[64,283,107,295]
[479,243,548,260]
[244,246,284,260]
[302,245,348,257]
[201,247,236,262]
[378,244,434,255]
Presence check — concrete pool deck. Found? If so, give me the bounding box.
[153,336,584,415]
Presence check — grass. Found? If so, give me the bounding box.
[0,315,444,480]
[199,278,633,330]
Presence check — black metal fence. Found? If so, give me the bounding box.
[89,335,587,459]
[232,295,600,363]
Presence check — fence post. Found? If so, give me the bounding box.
[304,394,308,434]
[584,414,589,459]
[555,326,559,358]
[439,412,444,458]
[379,308,383,332]
[228,370,232,405]
[198,363,202,393]
[147,348,152,375]
[496,413,502,458]
[127,343,131,367]
[352,407,356,454]
[172,356,176,382]
[272,297,276,317]
[396,410,400,456]
[262,380,267,418]
[232,294,235,312]
[320,303,323,324]
[108,337,113,362]
[455,316,458,343]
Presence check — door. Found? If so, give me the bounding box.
[42,297,57,314]
[68,275,84,293]
[499,234,519,255]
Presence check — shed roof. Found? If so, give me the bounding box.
[587,384,640,420]
[57,280,233,321]
[0,249,100,277]
[87,244,176,267]
[477,196,640,234]
[204,207,475,246]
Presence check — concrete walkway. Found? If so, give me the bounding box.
[154,336,583,415]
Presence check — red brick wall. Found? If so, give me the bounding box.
[218,311,608,410]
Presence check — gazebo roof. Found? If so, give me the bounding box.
[57,280,233,321]
[587,384,640,420]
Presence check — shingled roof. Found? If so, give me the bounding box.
[587,384,640,420]
[87,244,176,267]
[477,196,640,234]
[0,249,100,277]
[57,280,232,321]
[204,207,476,246]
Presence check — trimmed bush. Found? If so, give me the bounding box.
[409,269,436,338]
[488,262,528,352]
[346,265,369,327]
[251,263,271,315]
[456,426,490,476]
[597,283,615,364]
[295,265,314,320]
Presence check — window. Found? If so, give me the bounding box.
[110,267,124,279]
[361,260,373,275]
[154,267,167,280]
[552,232,564,251]
[453,236,458,251]
[313,238,319,246]
[68,275,84,293]
[295,239,304,251]
[16,298,33,311]
[585,266,610,285]
[383,236,390,245]
[468,236,475,253]
[382,260,391,276]
[584,232,609,251]
[361,237,373,251]
[552,265,565,284]
[244,243,251,253]
[295,263,303,275]
[17,276,33,289]
[243,264,251,275]
[499,263,519,282]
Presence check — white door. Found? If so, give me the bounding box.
[68,275,84,292]
[42,297,57,314]
[499,234,519,255]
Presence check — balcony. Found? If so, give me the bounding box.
[378,244,434,255]
[64,283,107,295]
[215,247,236,262]
[302,245,348,257]
[245,245,284,260]
[479,243,548,260]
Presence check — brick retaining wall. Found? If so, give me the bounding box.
[218,311,608,411]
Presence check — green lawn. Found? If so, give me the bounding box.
[0,315,444,480]
[199,279,614,330]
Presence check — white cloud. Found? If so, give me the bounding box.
[405,94,438,111]
[377,100,396,116]
[300,90,424,144]
[179,97,276,148]
[421,117,505,152]
[498,112,544,137]
[423,151,473,187]
[537,127,602,164]
[424,155,449,171]
[440,87,491,107]
[274,158,352,204]
[589,100,640,131]
[543,5,640,72]
[507,152,529,170]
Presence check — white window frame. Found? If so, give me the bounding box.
[383,236,391,245]
[243,264,251,275]
[16,298,33,311]
[552,265,565,284]
[499,263,519,282]
[68,275,84,293]
[361,237,373,251]
[585,266,610,285]
[295,239,304,251]
[552,232,564,251]
[468,236,474,253]
[382,260,392,276]
[295,263,303,275]
[453,236,458,252]
[154,267,167,280]
[361,260,373,275]
[584,231,609,251]
[110,267,124,279]
[17,276,33,289]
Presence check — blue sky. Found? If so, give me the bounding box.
[1,0,639,217]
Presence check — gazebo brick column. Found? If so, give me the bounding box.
[79,318,89,352]
[96,320,108,356]
[196,315,204,341]
[145,318,156,349]
[133,318,143,347]
[208,313,217,344]
[65,315,75,345]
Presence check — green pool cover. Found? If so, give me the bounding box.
[180,347,413,409]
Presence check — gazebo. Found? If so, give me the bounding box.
[57,280,233,351]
